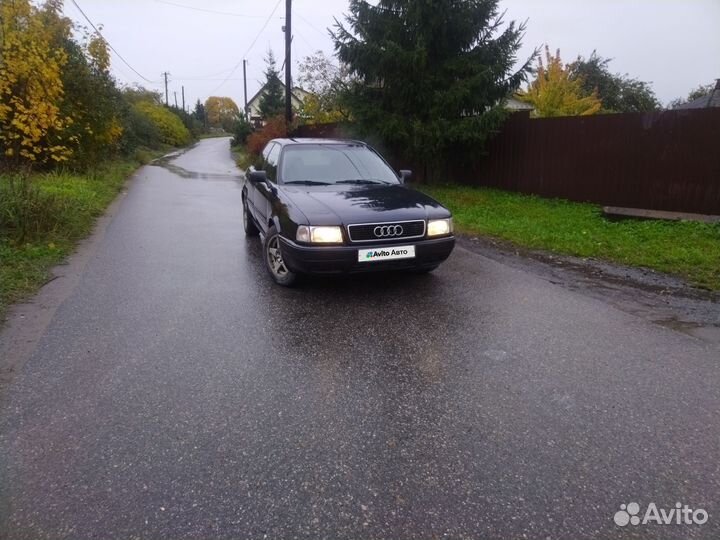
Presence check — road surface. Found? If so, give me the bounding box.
[1,138,718,539]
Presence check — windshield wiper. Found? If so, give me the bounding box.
[335,179,388,185]
[284,180,332,186]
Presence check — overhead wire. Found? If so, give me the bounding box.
[154,0,282,19]
[210,0,283,93]
[69,0,156,84]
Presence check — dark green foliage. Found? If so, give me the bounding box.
[332,0,533,179]
[169,105,203,139]
[569,52,660,113]
[119,103,162,152]
[231,116,253,147]
[193,99,207,128]
[669,83,716,109]
[258,50,286,120]
[687,83,715,102]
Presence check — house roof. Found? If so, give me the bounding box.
[674,91,720,109]
[504,96,534,111]
[246,81,309,109]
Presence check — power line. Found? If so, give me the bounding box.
[211,0,283,93]
[294,12,328,39]
[69,0,156,84]
[155,0,282,19]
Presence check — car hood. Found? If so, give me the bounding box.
[280,184,450,225]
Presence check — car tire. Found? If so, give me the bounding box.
[243,197,259,237]
[263,225,297,287]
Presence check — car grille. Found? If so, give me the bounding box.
[347,220,426,242]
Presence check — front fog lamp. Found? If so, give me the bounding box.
[427,218,453,237]
[296,225,344,244]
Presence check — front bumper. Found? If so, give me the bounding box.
[279,236,455,274]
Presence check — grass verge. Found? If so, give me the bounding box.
[0,151,165,319]
[419,184,720,290]
[232,145,253,170]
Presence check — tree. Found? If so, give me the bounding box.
[298,50,353,122]
[687,83,715,102]
[193,99,206,127]
[568,51,660,113]
[669,82,716,109]
[204,96,240,131]
[230,116,253,147]
[0,0,72,167]
[332,0,533,178]
[41,5,126,167]
[519,46,602,117]
[258,50,285,120]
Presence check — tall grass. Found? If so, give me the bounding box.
[0,161,140,317]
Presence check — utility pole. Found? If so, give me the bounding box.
[284,0,292,123]
[243,59,249,121]
[181,86,186,112]
[174,91,178,109]
[162,72,170,106]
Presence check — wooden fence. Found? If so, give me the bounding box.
[293,108,720,215]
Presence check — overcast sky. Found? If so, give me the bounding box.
[63,0,720,111]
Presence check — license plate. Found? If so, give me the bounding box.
[358,245,416,262]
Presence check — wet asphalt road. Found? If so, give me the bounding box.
[1,138,719,540]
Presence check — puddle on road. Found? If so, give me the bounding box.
[151,148,244,182]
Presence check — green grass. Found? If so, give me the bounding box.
[232,145,253,170]
[0,158,153,319]
[419,184,720,290]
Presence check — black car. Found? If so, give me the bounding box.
[242,138,455,286]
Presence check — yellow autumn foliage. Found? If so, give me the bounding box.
[0,0,73,165]
[519,46,602,118]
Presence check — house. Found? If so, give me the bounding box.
[504,96,534,112]
[246,82,312,125]
[673,79,720,110]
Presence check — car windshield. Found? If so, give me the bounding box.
[280,144,399,185]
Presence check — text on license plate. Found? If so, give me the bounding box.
[358,245,416,262]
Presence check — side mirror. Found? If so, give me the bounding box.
[248,170,267,184]
[399,169,412,184]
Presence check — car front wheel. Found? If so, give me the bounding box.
[263,225,297,286]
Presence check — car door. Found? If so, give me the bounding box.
[248,142,276,228]
[253,142,281,232]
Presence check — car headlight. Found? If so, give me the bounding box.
[296,225,344,244]
[427,218,453,237]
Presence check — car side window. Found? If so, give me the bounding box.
[265,144,281,183]
[261,142,275,163]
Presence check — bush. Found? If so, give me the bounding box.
[120,105,163,153]
[132,101,192,147]
[246,116,288,155]
[231,117,253,147]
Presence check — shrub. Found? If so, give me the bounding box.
[132,101,191,147]
[231,117,253,147]
[120,105,162,152]
[246,116,288,155]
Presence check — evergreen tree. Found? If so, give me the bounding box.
[193,99,206,126]
[258,50,285,120]
[332,0,533,177]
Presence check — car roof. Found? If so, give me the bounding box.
[270,137,367,147]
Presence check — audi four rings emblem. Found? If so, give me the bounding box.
[374,225,404,237]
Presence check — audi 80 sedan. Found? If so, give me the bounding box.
[242,138,455,286]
